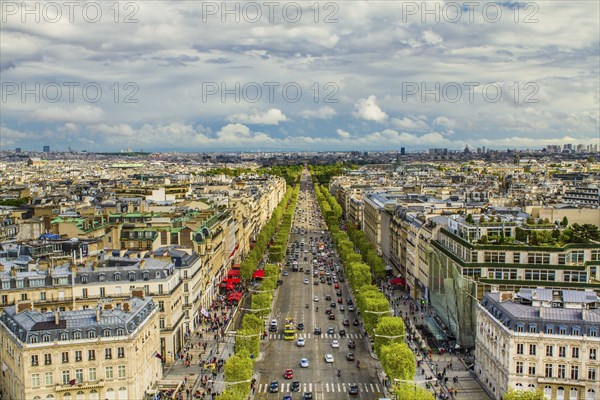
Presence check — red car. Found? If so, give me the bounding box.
[337,298,343,303]
[284,369,293,379]
[334,283,340,289]
[328,313,335,320]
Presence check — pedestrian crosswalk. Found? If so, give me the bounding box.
[268,333,363,340]
[257,381,382,394]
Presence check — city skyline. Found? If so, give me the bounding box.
[1,1,599,152]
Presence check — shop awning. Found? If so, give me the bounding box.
[226,277,240,284]
[227,269,240,277]
[228,292,243,301]
[225,283,235,291]
[252,270,265,279]
[390,277,406,285]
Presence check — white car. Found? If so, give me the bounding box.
[313,296,319,302]
[324,354,334,363]
[304,278,309,284]
[300,358,309,368]
[297,338,305,347]
[331,340,340,348]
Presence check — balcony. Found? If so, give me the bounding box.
[55,379,104,392]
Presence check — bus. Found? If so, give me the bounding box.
[284,317,295,340]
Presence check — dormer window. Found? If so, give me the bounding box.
[558,326,567,335]
[114,273,121,282]
[129,272,135,282]
[42,334,51,343]
[60,332,68,341]
[99,274,106,283]
[116,328,125,336]
[103,329,111,338]
[572,326,581,336]
[143,272,149,281]
[516,323,525,333]
[81,275,88,284]
[589,327,598,337]
[155,271,161,279]
[87,330,96,339]
[529,324,537,333]
[546,325,554,334]
[30,335,38,343]
[74,331,82,340]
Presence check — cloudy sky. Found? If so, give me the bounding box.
[1,1,598,152]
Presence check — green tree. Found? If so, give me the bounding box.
[392,383,434,400]
[465,214,474,224]
[503,388,545,400]
[380,342,416,380]
[562,216,569,226]
[250,293,272,318]
[223,349,253,396]
[241,314,263,334]
[374,316,406,356]
[234,328,260,359]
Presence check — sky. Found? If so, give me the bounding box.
[1,0,599,152]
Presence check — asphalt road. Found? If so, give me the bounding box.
[254,170,385,400]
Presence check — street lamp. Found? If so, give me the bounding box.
[392,378,437,400]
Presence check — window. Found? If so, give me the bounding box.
[117,347,125,358]
[546,325,554,334]
[557,387,565,400]
[529,344,537,355]
[570,388,578,400]
[88,367,96,382]
[60,332,68,341]
[158,284,163,294]
[546,346,553,357]
[100,287,105,297]
[105,348,112,359]
[21,293,28,301]
[545,364,553,378]
[31,373,40,387]
[75,369,83,384]
[158,301,164,311]
[88,349,95,361]
[529,324,537,333]
[517,343,524,354]
[1,295,7,304]
[528,364,536,375]
[572,326,581,336]
[559,346,566,357]
[82,288,88,298]
[75,351,82,362]
[62,352,69,363]
[44,372,53,386]
[589,368,597,381]
[118,365,126,378]
[159,318,165,329]
[103,329,111,338]
[74,331,82,340]
[589,327,598,337]
[42,334,51,343]
[62,370,70,385]
[544,386,552,400]
[590,348,597,360]
[573,347,580,359]
[40,292,46,300]
[516,323,525,333]
[88,330,96,339]
[558,365,566,379]
[31,355,39,366]
[105,366,113,379]
[44,354,52,365]
[571,365,579,380]
[587,389,596,400]
[114,273,121,281]
[516,361,524,374]
[30,335,38,343]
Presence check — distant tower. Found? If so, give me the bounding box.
[15,148,21,153]
[43,145,50,153]
[400,147,406,155]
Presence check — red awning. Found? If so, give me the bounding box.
[252,270,265,279]
[226,277,240,284]
[225,283,235,291]
[390,277,406,285]
[228,292,243,301]
[219,282,227,288]
[228,269,240,277]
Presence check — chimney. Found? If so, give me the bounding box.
[16,301,34,314]
[54,310,60,325]
[10,266,17,277]
[139,260,145,269]
[582,308,588,321]
[539,305,544,318]
[96,307,101,322]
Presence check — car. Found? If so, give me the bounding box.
[324,354,334,363]
[334,283,340,288]
[283,271,289,276]
[353,319,359,326]
[303,393,313,400]
[304,278,309,284]
[336,290,342,296]
[349,383,359,395]
[331,340,340,348]
[313,296,319,302]
[313,281,319,285]
[300,358,309,368]
[346,352,355,361]
[339,305,345,312]
[325,308,332,315]
[314,327,322,335]
[343,319,350,326]
[270,381,279,393]
[297,323,304,330]
[304,269,310,275]
[283,395,292,400]
[277,279,283,286]
[327,327,335,334]
[291,381,300,392]
[337,298,343,304]
[348,305,355,311]
[348,340,356,348]
[347,298,353,305]
[284,369,293,379]
[328,314,335,320]
[297,338,305,347]
[325,295,332,301]
[330,302,336,308]
[338,329,346,336]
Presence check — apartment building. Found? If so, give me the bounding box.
[475,288,600,400]
[430,215,600,348]
[0,296,160,400]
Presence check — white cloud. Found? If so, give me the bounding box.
[299,106,337,119]
[432,116,457,129]
[422,30,443,46]
[336,129,351,138]
[32,105,104,124]
[226,109,288,125]
[353,95,388,123]
[391,117,429,131]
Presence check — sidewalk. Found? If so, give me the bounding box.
[383,287,492,400]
